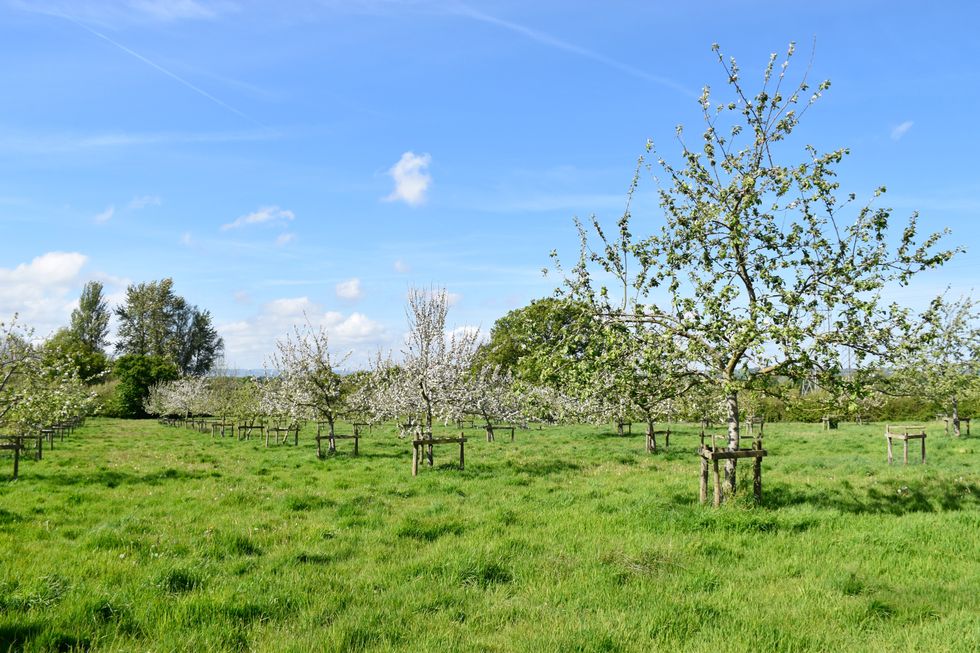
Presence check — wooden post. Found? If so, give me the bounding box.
[753,455,762,503]
[699,457,708,505]
[510,428,515,443]
[36,435,42,461]
[265,429,270,448]
[354,436,359,455]
[903,438,908,465]
[13,441,19,479]
[459,438,465,470]
[886,434,893,464]
[412,442,419,476]
[921,437,926,464]
[712,459,721,507]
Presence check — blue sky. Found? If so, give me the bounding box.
[1,0,978,368]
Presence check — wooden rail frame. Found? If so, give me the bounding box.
[411,434,466,476]
[885,425,926,464]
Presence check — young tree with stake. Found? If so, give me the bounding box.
[556,43,958,499]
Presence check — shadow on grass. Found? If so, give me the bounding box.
[762,477,980,515]
[0,623,89,652]
[0,623,42,651]
[338,450,404,461]
[504,459,583,477]
[32,467,208,488]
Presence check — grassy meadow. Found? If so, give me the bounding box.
[1,418,978,652]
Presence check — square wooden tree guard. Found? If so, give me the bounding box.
[942,417,971,436]
[485,424,515,442]
[885,425,926,464]
[698,432,767,507]
[645,427,671,453]
[315,422,360,458]
[412,433,466,476]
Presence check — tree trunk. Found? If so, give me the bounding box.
[952,395,960,437]
[724,391,740,499]
[328,416,336,452]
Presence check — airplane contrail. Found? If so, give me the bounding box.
[57,12,263,127]
[450,3,696,98]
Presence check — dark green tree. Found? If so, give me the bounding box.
[112,354,179,418]
[115,278,223,376]
[70,281,111,351]
[478,297,592,387]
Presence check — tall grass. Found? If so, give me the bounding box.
[1,418,978,652]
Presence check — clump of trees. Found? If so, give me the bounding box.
[115,278,223,376]
[1,317,95,435]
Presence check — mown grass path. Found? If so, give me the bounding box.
[1,419,978,652]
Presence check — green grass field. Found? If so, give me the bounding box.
[1,418,978,652]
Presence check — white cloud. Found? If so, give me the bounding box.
[219,296,389,368]
[410,288,461,306]
[447,324,486,345]
[335,277,363,300]
[93,205,115,224]
[275,232,295,247]
[891,120,914,141]
[0,252,88,334]
[180,232,193,246]
[393,259,411,273]
[384,151,432,206]
[128,195,161,209]
[222,205,295,231]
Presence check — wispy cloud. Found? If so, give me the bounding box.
[9,0,234,27]
[891,120,914,141]
[128,195,162,209]
[450,3,693,97]
[222,205,295,231]
[93,205,115,224]
[393,259,411,273]
[384,151,432,206]
[0,128,280,155]
[275,232,295,247]
[128,0,225,22]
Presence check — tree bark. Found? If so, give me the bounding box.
[952,395,960,437]
[724,391,740,499]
